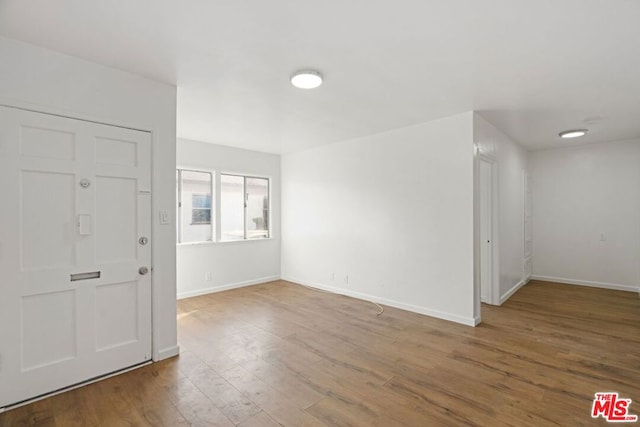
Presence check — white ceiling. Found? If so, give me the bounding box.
[1,0,639,153]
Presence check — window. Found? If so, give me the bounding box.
[221,174,269,241]
[176,169,270,244]
[177,170,213,243]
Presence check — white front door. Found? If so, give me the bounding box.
[0,106,152,408]
[479,158,494,304]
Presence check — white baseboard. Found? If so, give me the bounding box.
[282,276,477,327]
[499,278,528,305]
[177,275,281,300]
[156,345,180,361]
[531,275,639,293]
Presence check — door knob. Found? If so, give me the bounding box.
[139,266,149,275]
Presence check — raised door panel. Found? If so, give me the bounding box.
[95,176,138,264]
[21,171,76,271]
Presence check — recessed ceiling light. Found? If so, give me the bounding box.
[559,129,588,139]
[290,70,323,89]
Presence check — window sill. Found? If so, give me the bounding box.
[177,237,275,247]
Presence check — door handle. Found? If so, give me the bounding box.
[139,266,149,275]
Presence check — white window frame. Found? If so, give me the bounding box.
[176,168,272,245]
[176,168,214,244]
[220,173,271,241]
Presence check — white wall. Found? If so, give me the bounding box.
[530,139,640,292]
[0,37,179,360]
[474,114,529,304]
[281,112,476,325]
[176,139,281,298]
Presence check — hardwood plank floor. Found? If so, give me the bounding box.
[1,280,638,426]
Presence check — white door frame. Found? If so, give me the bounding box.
[475,153,500,310]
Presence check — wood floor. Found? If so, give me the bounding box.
[1,280,638,426]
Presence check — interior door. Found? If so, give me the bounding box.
[0,106,152,408]
[479,158,494,304]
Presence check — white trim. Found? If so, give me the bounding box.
[176,275,281,299]
[283,277,478,327]
[156,345,180,361]
[0,99,152,133]
[531,275,640,293]
[499,278,528,305]
[178,237,275,247]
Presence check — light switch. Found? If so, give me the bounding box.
[159,210,170,225]
[78,214,92,235]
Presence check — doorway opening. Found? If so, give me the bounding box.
[475,153,500,323]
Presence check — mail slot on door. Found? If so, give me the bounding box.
[70,271,101,281]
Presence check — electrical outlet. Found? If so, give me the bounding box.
[344,275,349,284]
[205,272,212,281]
[330,272,335,281]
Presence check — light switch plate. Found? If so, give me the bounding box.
[159,210,170,225]
[78,214,92,235]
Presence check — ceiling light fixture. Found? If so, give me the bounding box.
[290,70,323,89]
[559,129,588,139]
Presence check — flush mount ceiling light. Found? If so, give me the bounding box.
[290,70,323,89]
[559,129,588,139]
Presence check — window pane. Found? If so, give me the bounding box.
[192,194,211,209]
[220,174,244,241]
[191,207,211,224]
[180,170,212,243]
[246,177,269,239]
